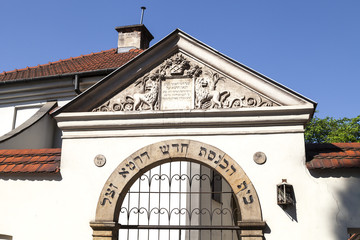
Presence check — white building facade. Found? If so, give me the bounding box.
[0,26,359,240]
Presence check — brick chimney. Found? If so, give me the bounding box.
[115,24,154,53]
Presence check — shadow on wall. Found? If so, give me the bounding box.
[0,173,62,181]
[279,199,298,222]
[0,234,12,240]
[309,169,360,240]
[277,181,298,222]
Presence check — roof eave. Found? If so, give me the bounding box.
[0,68,117,85]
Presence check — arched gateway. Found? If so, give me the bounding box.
[90,139,265,240]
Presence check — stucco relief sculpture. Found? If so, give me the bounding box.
[92,53,276,112]
[92,72,161,112]
[193,68,274,109]
[194,71,229,109]
[159,53,191,76]
[128,73,160,111]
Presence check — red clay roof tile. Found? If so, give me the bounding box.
[0,48,142,82]
[306,143,360,169]
[37,162,59,173]
[0,148,61,174]
[3,164,16,172]
[11,164,26,172]
[2,156,15,163]
[22,163,42,172]
[322,159,333,168]
[330,158,340,166]
[0,164,8,172]
[349,233,360,240]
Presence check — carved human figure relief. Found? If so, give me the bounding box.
[92,52,277,112]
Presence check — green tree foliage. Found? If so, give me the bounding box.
[305,115,360,143]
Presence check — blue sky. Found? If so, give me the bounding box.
[1,1,359,119]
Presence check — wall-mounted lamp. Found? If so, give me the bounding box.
[277,179,295,208]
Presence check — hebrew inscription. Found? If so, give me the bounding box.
[118,151,150,178]
[98,139,258,212]
[161,78,194,110]
[92,52,277,112]
[101,141,256,209]
[100,183,118,206]
[243,191,254,205]
[159,143,189,155]
[95,140,263,240]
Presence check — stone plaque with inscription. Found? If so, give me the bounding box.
[160,77,194,110]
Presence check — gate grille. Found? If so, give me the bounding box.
[118,161,241,240]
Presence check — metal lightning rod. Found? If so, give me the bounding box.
[140,6,146,24]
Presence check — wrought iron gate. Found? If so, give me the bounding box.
[118,161,241,240]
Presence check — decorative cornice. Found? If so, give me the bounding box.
[56,105,313,138]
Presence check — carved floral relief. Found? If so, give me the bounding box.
[92,53,277,112]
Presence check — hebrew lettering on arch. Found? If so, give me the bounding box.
[199,147,207,157]
[100,198,112,206]
[243,195,254,205]
[208,150,216,161]
[237,181,248,191]
[119,167,130,178]
[133,156,143,164]
[126,161,136,170]
[181,143,189,153]
[132,151,150,165]
[171,144,179,152]
[214,155,222,164]
[140,152,150,160]
[100,183,118,206]
[227,165,236,176]
[242,189,254,204]
[160,145,170,154]
[105,189,115,198]
[219,158,229,169]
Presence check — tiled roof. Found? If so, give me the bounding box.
[349,233,360,240]
[306,143,360,169]
[0,148,61,173]
[0,48,143,82]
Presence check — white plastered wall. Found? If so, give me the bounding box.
[1,131,359,240]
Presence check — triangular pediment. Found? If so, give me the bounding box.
[92,52,278,113]
[55,29,315,115]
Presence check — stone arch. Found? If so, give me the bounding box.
[90,139,265,240]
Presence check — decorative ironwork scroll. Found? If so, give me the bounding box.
[118,161,242,240]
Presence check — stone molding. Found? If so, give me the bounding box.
[56,105,312,138]
[91,139,264,240]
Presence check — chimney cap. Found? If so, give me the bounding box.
[115,24,154,41]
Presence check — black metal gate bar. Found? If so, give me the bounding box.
[118,161,241,240]
[119,225,242,230]
[124,191,234,194]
